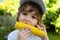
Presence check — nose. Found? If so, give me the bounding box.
[23,19,31,24]
[22,17,31,24]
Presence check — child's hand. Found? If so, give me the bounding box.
[35,24,49,40]
[35,24,44,31]
[18,28,31,40]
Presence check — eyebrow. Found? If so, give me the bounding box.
[31,12,38,15]
[21,8,38,15]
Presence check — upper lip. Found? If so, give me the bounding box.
[22,20,31,24]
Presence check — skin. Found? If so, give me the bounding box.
[18,6,49,40]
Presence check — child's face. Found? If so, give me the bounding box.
[18,6,38,26]
[18,12,37,26]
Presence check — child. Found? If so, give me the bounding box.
[8,0,49,40]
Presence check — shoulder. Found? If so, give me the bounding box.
[8,30,19,40]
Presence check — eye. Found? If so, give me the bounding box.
[32,16,36,19]
[22,13,27,15]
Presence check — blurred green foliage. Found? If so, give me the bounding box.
[0,10,4,15]
[0,0,19,40]
[46,0,57,8]
[43,0,60,34]
[0,10,16,40]
[0,14,16,40]
[0,0,20,17]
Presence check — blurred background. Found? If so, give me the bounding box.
[0,0,60,40]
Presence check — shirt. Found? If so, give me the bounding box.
[8,30,42,40]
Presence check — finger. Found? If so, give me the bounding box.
[36,25,44,30]
[24,28,31,35]
[20,27,28,31]
[25,30,31,34]
[25,32,32,38]
[21,30,31,38]
[20,28,31,35]
[19,28,26,34]
[24,28,31,32]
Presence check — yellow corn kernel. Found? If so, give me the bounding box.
[15,22,46,37]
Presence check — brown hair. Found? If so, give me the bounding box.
[17,2,44,27]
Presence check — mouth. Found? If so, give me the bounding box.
[23,22,37,27]
[21,21,37,27]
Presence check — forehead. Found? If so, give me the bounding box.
[21,5,38,15]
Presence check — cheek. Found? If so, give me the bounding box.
[31,19,37,25]
[18,14,24,22]
[18,16,21,21]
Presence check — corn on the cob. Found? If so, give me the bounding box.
[15,22,46,37]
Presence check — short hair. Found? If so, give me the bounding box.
[21,1,43,14]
